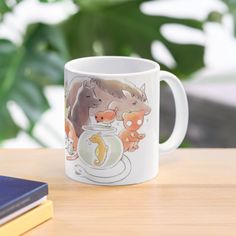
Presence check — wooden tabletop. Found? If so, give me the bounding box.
[0,149,236,236]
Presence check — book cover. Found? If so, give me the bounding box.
[0,176,48,219]
[0,200,53,236]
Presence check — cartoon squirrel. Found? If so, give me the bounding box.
[70,80,101,138]
[119,110,145,152]
[65,118,78,151]
[89,134,108,166]
[95,108,118,126]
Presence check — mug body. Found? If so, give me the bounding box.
[64,56,160,185]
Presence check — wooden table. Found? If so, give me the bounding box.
[1,149,236,236]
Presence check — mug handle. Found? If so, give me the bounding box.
[159,71,189,154]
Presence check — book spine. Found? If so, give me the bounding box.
[0,200,53,236]
[0,184,48,219]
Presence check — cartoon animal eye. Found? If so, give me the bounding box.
[101,117,103,120]
[86,95,91,98]
[137,120,142,125]
[126,121,132,127]
[132,101,137,105]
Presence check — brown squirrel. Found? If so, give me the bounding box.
[69,80,100,138]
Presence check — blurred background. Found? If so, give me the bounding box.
[0,0,235,148]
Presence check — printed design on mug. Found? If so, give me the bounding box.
[119,110,145,152]
[65,76,151,184]
[89,133,108,166]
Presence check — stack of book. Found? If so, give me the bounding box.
[0,176,53,235]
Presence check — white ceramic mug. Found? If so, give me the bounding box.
[64,56,188,185]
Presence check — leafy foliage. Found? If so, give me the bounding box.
[0,24,67,142]
[0,1,18,16]
[0,0,205,145]
[222,0,236,35]
[63,0,204,77]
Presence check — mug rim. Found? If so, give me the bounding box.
[64,56,160,77]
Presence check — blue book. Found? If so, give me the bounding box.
[0,176,48,220]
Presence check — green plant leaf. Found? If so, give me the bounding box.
[0,1,12,16]
[0,0,206,145]
[221,0,236,35]
[62,0,204,78]
[0,105,20,142]
[75,0,131,10]
[38,0,66,2]
[0,0,22,18]
[0,24,68,141]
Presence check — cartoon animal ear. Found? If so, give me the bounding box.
[140,84,148,102]
[122,90,132,98]
[140,110,145,115]
[82,80,89,88]
[89,79,96,88]
[140,83,146,92]
[122,112,128,120]
[108,101,118,110]
[90,78,96,83]
[82,79,95,89]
